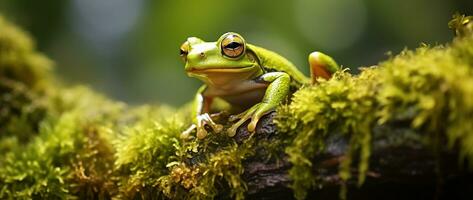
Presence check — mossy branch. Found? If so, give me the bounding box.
[1,14,473,200]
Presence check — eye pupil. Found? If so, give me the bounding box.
[225,42,241,49]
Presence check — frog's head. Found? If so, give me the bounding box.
[180,32,262,86]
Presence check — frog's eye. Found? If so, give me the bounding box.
[221,34,245,58]
[180,41,190,61]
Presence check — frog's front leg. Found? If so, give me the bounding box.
[227,72,290,137]
[181,85,223,139]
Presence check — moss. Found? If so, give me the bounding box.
[0,87,124,199]
[109,103,260,200]
[378,36,473,167]
[0,15,52,145]
[0,15,52,89]
[276,68,381,199]
[156,120,255,199]
[113,106,185,199]
[0,79,48,145]
[158,140,253,200]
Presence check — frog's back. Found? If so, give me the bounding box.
[248,44,309,86]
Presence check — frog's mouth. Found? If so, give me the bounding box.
[186,66,262,86]
[186,66,254,74]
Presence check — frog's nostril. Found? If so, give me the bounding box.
[199,52,206,58]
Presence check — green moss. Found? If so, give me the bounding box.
[378,36,473,167]
[0,79,47,145]
[277,68,380,199]
[0,15,52,89]
[113,106,185,198]
[0,15,52,145]
[0,87,124,199]
[158,140,253,200]
[111,103,259,200]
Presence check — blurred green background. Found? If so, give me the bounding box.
[0,0,471,106]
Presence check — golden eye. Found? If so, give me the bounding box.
[180,41,190,61]
[221,34,245,58]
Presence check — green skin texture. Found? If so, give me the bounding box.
[182,32,339,139]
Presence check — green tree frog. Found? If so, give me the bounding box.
[180,32,339,139]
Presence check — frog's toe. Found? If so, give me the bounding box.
[227,107,258,137]
[203,115,223,133]
[229,111,248,122]
[248,103,274,132]
[196,126,208,139]
[227,116,251,137]
[228,112,258,137]
[228,115,240,122]
[248,118,259,132]
[211,123,223,133]
[247,111,265,132]
[227,125,238,137]
[181,124,196,139]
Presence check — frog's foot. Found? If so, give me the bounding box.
[308,51,340,83]
[181,113,223,139]
[197,113,223,139]
[227,102,273,137]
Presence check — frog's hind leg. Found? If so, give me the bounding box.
[308,52,340,84]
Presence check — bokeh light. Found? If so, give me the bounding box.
[295,0,367,51]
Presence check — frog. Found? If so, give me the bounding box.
[180,32,340,139]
